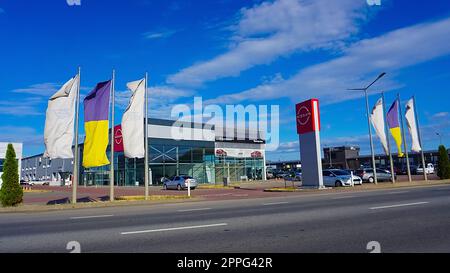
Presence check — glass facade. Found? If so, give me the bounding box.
[80,139,265,186]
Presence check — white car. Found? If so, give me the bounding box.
[28,181,49,186]
[322,169,362,187]
[417,163,435,174]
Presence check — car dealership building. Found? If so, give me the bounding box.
[21,119,266,186]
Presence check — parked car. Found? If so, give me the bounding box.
[322,169,362,187]
[162,175,197,190]
[266,169,275,179]
[284,171,302,181]
[274,170,289,179]
[397,164,418,175]
[28,181,49,186]
[417,163,435,174]
[356,168,395,183]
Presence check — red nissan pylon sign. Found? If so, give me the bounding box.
[114,125,124,152]
[295,98,324,189]
[296,99,321,135]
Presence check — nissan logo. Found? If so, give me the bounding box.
[115,128,123,145]
[297,106,311,126]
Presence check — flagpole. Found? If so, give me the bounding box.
[382,92,395,183]
[72,67,81,204]
[413,96,428,181]
[365,89,378,184]
[144,72,149,200]
[110,69,115,202]
[398,94,412,182]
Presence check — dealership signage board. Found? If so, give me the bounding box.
[215,148,264,159]
[296,99,324,188]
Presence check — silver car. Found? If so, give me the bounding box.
[356,168,395,183]
[163,175,197,190]
[322,169,363,187]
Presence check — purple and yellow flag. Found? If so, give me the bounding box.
[82,80,111,168]
[386,99,404,157]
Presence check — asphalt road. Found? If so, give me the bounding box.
[1,184,450,253]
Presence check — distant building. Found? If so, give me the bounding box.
[266,160,301,171]
[323,146,360,169]
[347,149,448,170]
[268,145,450,171]
[0,143,23,188]
[21,155,73,186]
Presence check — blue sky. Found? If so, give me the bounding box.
[0,0,449,160]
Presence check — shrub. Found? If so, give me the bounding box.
[437,145,450,180]
[0,144,23,207]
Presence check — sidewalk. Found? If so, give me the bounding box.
[2,179,448,213]
[22,180,297,206]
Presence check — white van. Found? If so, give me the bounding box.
[417,163,435,174]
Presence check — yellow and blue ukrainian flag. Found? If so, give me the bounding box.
[82,80,111,168]
[386,99,404,157]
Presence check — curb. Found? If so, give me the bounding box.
[0,196,202,214]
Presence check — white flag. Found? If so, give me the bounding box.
[405,98,422,152]
[370,98,389,154]
[121,78,145,158]
[44,75,79,159]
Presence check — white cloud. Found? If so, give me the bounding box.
[115,86,194,119]
[266,134,373,161]
[167,0,367,87]
[207,16,450,105]
[12,83,60,96]
[422,112,450,146]
[0,126,43,147]
[143,29,179,40]
[0,97,45,116]
[432,112,449,119]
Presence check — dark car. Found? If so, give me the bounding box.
[284,171,302,181]
[273,170,288,179]
[398,164,418,175]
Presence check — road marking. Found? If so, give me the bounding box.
[121,223,228,235]
[177,208,212,212]
[370,202,429,210]
[262,201,289,206]
[332,196,356,200]
[70,214,114,220]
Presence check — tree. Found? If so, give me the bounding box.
[0,144,23,207]
[437,145,450,180]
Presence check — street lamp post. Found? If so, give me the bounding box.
[436,133,442,145]
[329,147,333,168]
[348,72,387,185]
